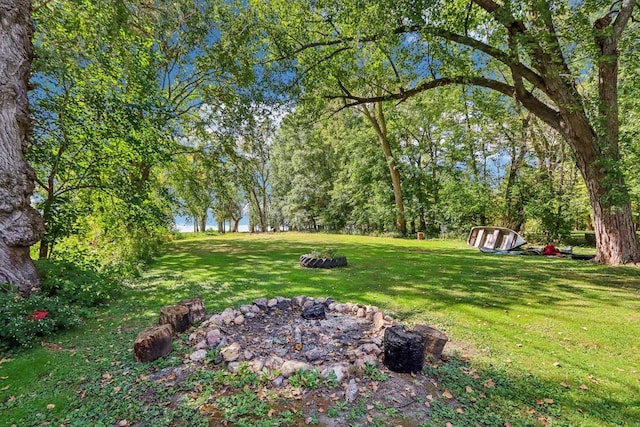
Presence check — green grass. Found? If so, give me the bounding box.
[1,232,639,426]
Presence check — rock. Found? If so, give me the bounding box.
[327,303,337,311]
[345,379,358,402]
[178,297,206,324]
[292,296,306,307]
[303,299,315,309]
[189,349,207,362]
[245,312,256,319]
[249,359,264,373]
[208,314,223,326]
[322,364,347,383]
[233,314,245,325]
[334,303,345,312]
[206,329,222,347]
[267,298,278,309]
[316,297,326,305]
[276,296,291,310]
[373,312,385,331]
[195,340,208,350]
[356,308,366,318]
[265,355,284,371]
[324,297,336,306]
[358,343,382,356]
[273,376,284,387]
[304,347,325,362]
[253,298,268,311]
[414,325,448,360]
[221,342,242,362]
[302,304,326,320]
[159,305,190,334]
[134,324,173,362]
[244,350,254,360]
[228,362,240,373]
[239,305,253,314]
[281,360,312,378]
[220,308,236,325]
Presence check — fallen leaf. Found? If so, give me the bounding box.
[465,386,473,393]
[366,404,374,410]
[117,420,128,427]
[456,408,464,414]
[553,362,561,367]
[46,404,55,410]
[560,382,569,388]
[113,386,121,393]
[424,400,430,408]
[544,398,554,404]
[426,394,434,401]
[442,390,454,399]
[579,384,589,390]
[0,358,13,365]
[1,386,9,391]
[588,375,599,384]
[367,415,373,423]
[446,423,453,427]
[538,416,549,425]
[485,379,496,388]
[527,408,536,414]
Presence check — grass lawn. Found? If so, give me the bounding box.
[1,232,639,426]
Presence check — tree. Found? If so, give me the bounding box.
[249,0,640,264]
[0,0,44,296]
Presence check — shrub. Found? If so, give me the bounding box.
[35,258,120,307]
[0,291,83,350]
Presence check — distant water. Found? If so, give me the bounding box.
[174,214,251,233]
[174,223,250,233]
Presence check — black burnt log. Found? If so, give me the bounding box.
[302,304,326,320]
[383,325,425,373]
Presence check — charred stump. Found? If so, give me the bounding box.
[414,325,448,360]
[159,305,190,334]
[134,324,173,362]
[179,297,206,324]
[383,325,425,373]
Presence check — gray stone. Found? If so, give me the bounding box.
[373,312,385,331]
[208,314,223,326]
[206,329,222,347]
[239,305,253,314]
[322,364,347,383]
[273,376,284,387]
[221,342,242,362]
[267,298,278,309]
[304,347,325,362]
[281,360,312,378]
[195,340,208,350]
[303,299,315,309]
[276,297,291,310]
[233,314,245,325]
[253,298,268,311]
[356,308,366,317]
[264,355,284,371]
[345,379,359,402]
[292,296,306,307]
[189,349,207,363]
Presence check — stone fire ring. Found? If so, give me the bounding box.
[186,296,393,380]
[299,255,348,268]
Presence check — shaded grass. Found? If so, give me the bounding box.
[1,232,639,426]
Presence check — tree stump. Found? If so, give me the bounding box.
[134,324,173,362]
[414,325,448,360]
[383,325,425,373]
[179,297,206,324]
[159,305,190,334]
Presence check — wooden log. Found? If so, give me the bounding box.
[414,325,448,360]
[178,297,206,324]
[134,324,173,362]
[383,325,425,373]
[159,305,190,334]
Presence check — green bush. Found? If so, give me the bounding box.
[35,258,120,307]
[0,291,83,350]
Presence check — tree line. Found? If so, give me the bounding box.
[0,0,639,295]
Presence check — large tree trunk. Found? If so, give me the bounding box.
[361,103,407,236]
[0,0,44,296]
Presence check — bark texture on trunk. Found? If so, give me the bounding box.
[362,103,407,236]
[0,0,44,296]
